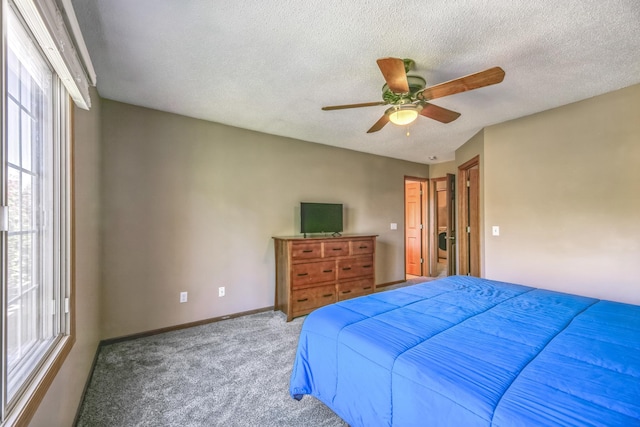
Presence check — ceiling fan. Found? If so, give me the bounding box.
[322,58,505,133]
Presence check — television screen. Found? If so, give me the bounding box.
[300,202,343,235]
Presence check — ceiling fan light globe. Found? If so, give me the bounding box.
[389,108,419,126]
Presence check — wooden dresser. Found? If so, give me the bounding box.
[273,235,377,321]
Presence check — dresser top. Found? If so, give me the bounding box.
[273,234,378,242]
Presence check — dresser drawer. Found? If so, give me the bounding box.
[291,242,322,259]
[337,256,374,280]
[337,278,374,301]
[324,241,349,257]
[291,285,336,317]
[351,239,374,255]
[291,260,336,288]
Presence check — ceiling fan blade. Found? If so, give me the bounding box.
[322,101,386,111]
[366,114,390,133]
[417,66,505,101]
[420,103,461,123]
[377,57,409,93]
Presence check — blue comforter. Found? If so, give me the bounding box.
[290,276,640,426]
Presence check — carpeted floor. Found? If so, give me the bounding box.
[76,276,436,426]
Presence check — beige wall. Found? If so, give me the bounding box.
[484,83,640,304]
[428,160,456,178]
[456,129,484,169]
[30,90,103,425]
[100,100,428,339]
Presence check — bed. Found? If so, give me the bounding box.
[289,276,640,426]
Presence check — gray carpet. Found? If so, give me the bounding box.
[76,277,436,426]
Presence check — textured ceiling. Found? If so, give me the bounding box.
[69,0,640,164]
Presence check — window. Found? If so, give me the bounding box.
[6,4,59,399]
[2,1,74,423]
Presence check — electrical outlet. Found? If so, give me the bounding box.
[218,287,225,297]
[180,291,188,303]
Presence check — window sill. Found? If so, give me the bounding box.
[2,335,75,427]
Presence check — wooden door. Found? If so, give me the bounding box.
[446,173,456,275]
[405,180,423,276]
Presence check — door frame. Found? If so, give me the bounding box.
[458,156,481,276]
[445,173,456,276]
[404,176,428,277]
[428,174,456,277]
[428,177,443,277]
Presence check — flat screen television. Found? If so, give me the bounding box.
[300,202,343,237]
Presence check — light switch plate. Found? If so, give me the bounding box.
[390,223,398,230]
[492,226,500,236]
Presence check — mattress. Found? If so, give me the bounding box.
[289,276,640,426]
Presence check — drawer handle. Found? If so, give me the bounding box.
[363,265,372,268]
[342,290,351,294]
[302,249,313,253]
[342,267,352,271]
[363,286,372,290]
[297,298,308,302]
[332,248,343,251]
[359,246,368,249]
[297,273,309,277]
[322,294,333,298]
[323,269,333,273]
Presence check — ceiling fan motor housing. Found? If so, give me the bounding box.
[382,75,426,104]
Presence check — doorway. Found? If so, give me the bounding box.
[428,174,456,277]
[404,177,427,278]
